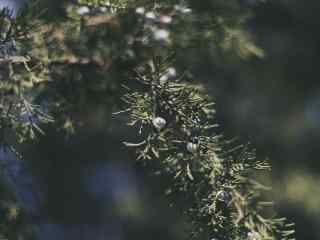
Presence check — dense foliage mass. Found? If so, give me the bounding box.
[0,0,294,239]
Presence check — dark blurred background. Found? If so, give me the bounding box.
[1,0,320,239]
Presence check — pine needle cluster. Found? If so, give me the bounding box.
[122,57,295,240]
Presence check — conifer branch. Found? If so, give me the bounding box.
[122,58,295,240]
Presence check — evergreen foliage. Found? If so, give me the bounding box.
[0,0,295,239]
[121,57,294,239]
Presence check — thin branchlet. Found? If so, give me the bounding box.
[122,58,295,240]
